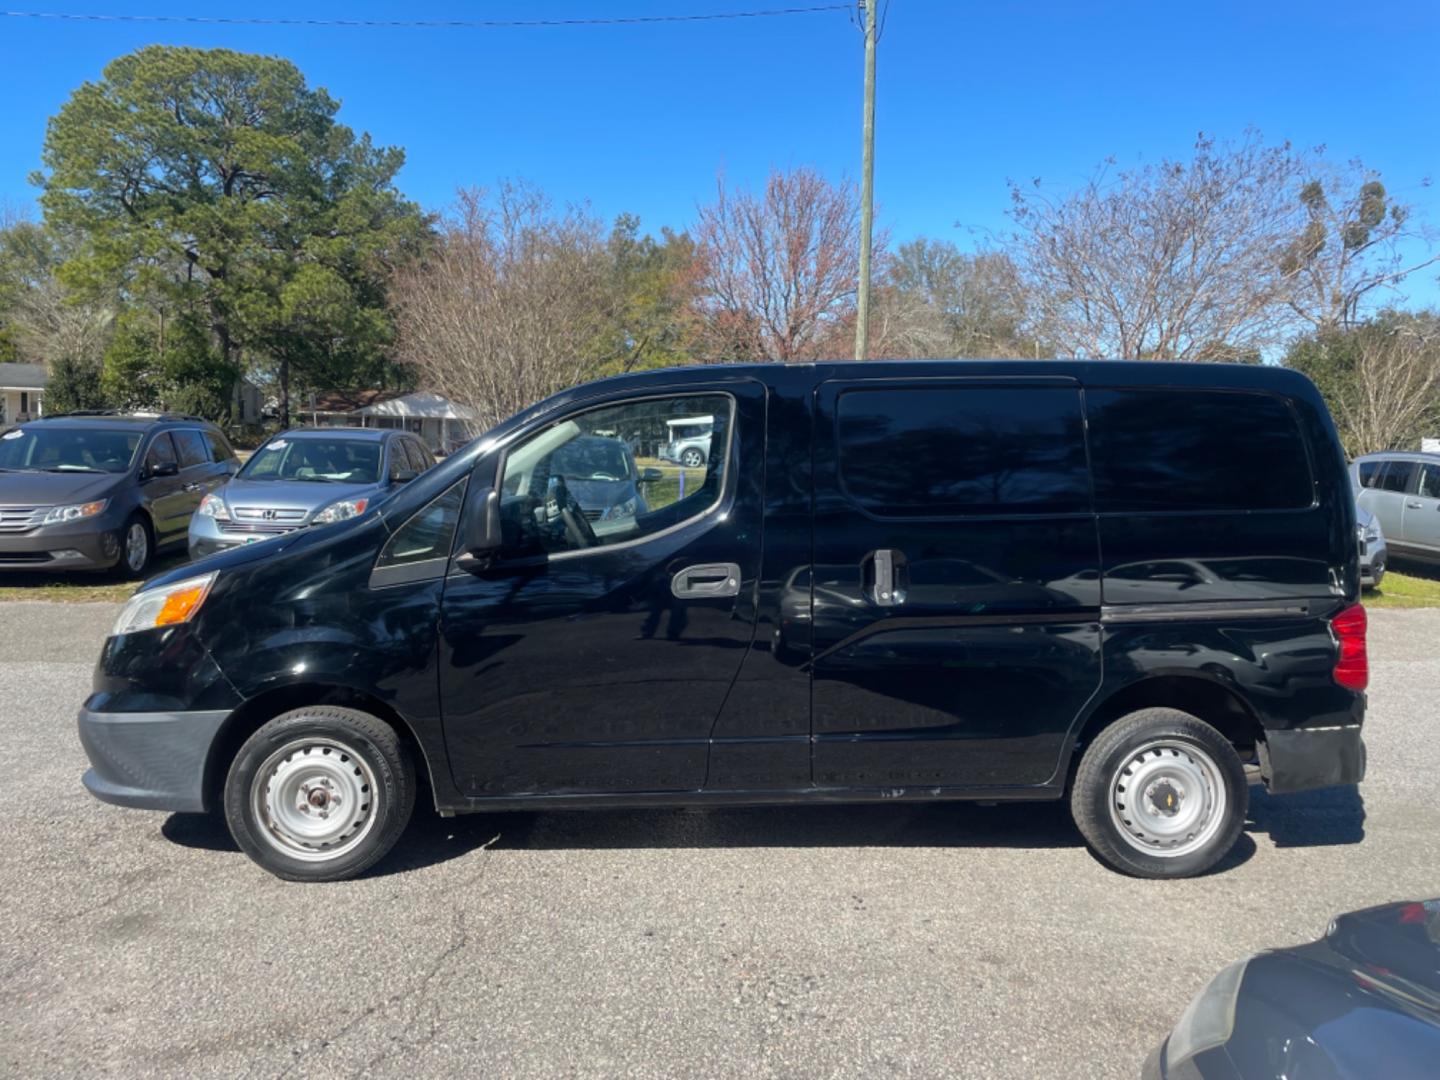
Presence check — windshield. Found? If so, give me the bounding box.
[239,437,382,484]
[0,427,142,474]
[551,436,632,481]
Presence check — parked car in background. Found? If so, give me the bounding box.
[1144,898,1440,1079]
[526,433,664,538]
[77,361,1365,884]
[1353,452,1440,567]
[188,428,433,559]
[1356,502,1386,588]
[659,414,714,468]
[0,412,239,576]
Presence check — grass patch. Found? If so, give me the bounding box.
[635,460,708,511]
[0,551,189,604]
[1366,566,1440,609]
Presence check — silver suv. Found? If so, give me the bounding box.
[1353,452,1440,567]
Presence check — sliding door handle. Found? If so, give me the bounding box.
[671,563,741,599]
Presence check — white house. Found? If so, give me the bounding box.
[0,363,45,428]
[305,389,479,453]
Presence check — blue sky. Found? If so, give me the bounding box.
[2,0,1438,308]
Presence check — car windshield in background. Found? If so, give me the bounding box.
[551,436,632,480]
[0,427,142,474]
[239,438,381,484]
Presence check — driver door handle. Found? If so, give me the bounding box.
[671,563,741,599]
[1406,500,1424,509]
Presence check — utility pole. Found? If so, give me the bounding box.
[853,0,878,361]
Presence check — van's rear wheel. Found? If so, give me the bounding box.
[1070,708,1247,879]
[224,706,415,882]
[681,448,705,468]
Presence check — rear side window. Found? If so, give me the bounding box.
[836,386,1090,516]
[1357,460,1381,488]
[172,429,209,469]
[1377,460,1416,493]
[1087,389,1313,512]
[1419,464,1440,500]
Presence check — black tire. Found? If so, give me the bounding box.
[1070,708,1247,879]
[118,512,153,579]
[224,706,416,882]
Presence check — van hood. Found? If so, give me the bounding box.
[0,469,120,506]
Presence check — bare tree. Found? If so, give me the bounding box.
[390,184,614,429]
[1337,320,1440,456]
[876,240,1038,358]
[692,167,868,361]
[1280,163,1439,332]
[1008,133,1306,360]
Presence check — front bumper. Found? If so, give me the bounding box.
[188,514,294,560]
[78,706,230,812]
[1259,724,1366,795]
[1360,537,1387,586]
[0,517,125,571]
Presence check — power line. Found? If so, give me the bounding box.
[0,5,850,30]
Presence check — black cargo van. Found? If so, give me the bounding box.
[78,361,1367,881]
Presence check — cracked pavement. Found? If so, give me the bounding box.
[2,600,1438,1079]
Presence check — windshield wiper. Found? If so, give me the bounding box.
[41,466,105,473]
[292,475,342,483]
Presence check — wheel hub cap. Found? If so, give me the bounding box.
[251,738,379,862]
[1108,740,1226,858]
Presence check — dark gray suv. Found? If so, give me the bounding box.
[0,412,239,576]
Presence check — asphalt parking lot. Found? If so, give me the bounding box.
[2,602,1437,1079]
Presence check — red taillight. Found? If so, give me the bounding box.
[1332,603,1368,691]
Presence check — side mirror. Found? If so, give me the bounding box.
[145,461,178,480]
[639,467,664,484]
[391,468,419,485]
[461,487,502,565]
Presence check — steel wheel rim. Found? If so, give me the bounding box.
[251,737,380,862]
[1108,739,1227,858]
[682,449,703,467]
[124,523,148,572]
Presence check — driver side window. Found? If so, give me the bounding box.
[498,393,733,557]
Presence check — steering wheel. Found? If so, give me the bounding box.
[553,479,599,548]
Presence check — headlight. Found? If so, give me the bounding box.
[197,494,230,521]
[312,496,369,525]
[602,496,638,521]
[1164,958,1250,1068]
[42,499,107,525]
[112,572,217,637]
[1364,524,1381,543]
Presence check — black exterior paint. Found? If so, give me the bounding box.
[1145,899,1440,1080]
[79,360,1364,815]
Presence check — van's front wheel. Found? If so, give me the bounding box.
[224,706,415,882]
[1070,708,1247,879]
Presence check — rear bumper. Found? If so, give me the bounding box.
[78,706,229,812]
[1259,723,1366,795]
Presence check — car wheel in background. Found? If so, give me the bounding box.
[223,705,416,882]
[119,513,153,578]
[1070,708,1247,879]
[681,448,704,468]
